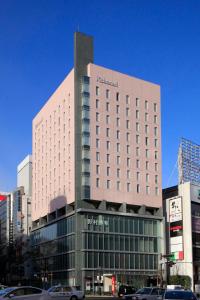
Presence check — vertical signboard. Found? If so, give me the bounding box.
[169,197,184,260]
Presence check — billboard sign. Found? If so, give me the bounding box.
[169,197,184,260]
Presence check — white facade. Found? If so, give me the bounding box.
[164,182,200,291]
[17,155,32,196]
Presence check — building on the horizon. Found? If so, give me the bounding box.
[12,155,32,282]
[0,192,14,283]
[31,32,164,291]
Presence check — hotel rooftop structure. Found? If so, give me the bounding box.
[31,32,163,290]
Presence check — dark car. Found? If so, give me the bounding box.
[163,290,197,300]
[124,287,165,300]
[118,285,137,297]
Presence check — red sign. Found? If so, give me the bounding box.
[0,195,7,201]
[112,275,116,295]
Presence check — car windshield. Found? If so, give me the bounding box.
[165,291,196,300]
[0,287,15,295]
[136,288,152,295]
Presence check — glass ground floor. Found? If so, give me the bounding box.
[31,208,163,291]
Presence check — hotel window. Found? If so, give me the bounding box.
[96,86,99,96]
[154,115,158,124]
[107,167,110,176]
[155,187,159,195]
[136,122,140,132]
[136,135,140,144]
[136,110,139,119]
[145,125,149,134]
[127,170,130,179]
[155,175,158,184]
[106,89,110,99]
[145,113,149,122]
[146,161,149,170]
[107,154,110,163]
[145,100,148,110]
[127,145,130,154]
[145,137,149,146]
[106,102,110,112]
[137,184,140,193]
[96,139,100,148]
[146,173,149,183]
[116,117,120,127]
[136,147,140,156]
[96,125,100,135]
[116,105,120,114]
[126,120,130,129]
[96,178,100,188]
[136,159,140,168]
[96,99,99,109]
[136,172,140,181]
[107,180,111,189]
[145,149,149,158]
[126,108,129,117]
[106,115,110,124]
[154,127,158,136]
[155,163,158,171]
[146,186,150,195]
[126,132,130,142]
[117,181,121,191]
[117,143,120,152]
[126,95,130,104]
[106,128,110,137]
[96,165,100,175]
[155,151,158,159]
[96,112,99,122]
[117,156,120,165]
[117,168,120,178]
[117,130,120,139]
[116,92,120,101]
[154,103,157,112]
[136,98,139,107]
[106,141,110,150]
[127,183,130,192]
[154,139,158,147]
[127,158,130,167]
[96,152,100,161]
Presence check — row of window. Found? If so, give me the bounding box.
[83,233,158,253]
[96,87,158,113]
[96,124,158,136]
[95,166,159,183]
[84,251,158,270]
[96,152,158,170]
[96,179,159,195]
[96,111,158,123]
[95,138,159,149]
[35,252,75,271]
[84,215,159,236]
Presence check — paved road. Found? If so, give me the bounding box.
[86,297,117,300]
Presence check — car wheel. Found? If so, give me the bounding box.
[70,296,78,300]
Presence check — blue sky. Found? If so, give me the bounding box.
[0,0,200,191]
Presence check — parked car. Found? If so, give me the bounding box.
[163,290,197,300]
[124,287,165,300]
[118,285,137,297]
[48,285,85,299]
[0,286,48,299]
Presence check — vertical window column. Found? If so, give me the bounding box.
[81,76,90,199]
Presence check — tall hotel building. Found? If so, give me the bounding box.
[31,32,163,290]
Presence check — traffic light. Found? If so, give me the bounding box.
[167,261,176,267]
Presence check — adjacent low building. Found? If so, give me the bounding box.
[163,182,200,291]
